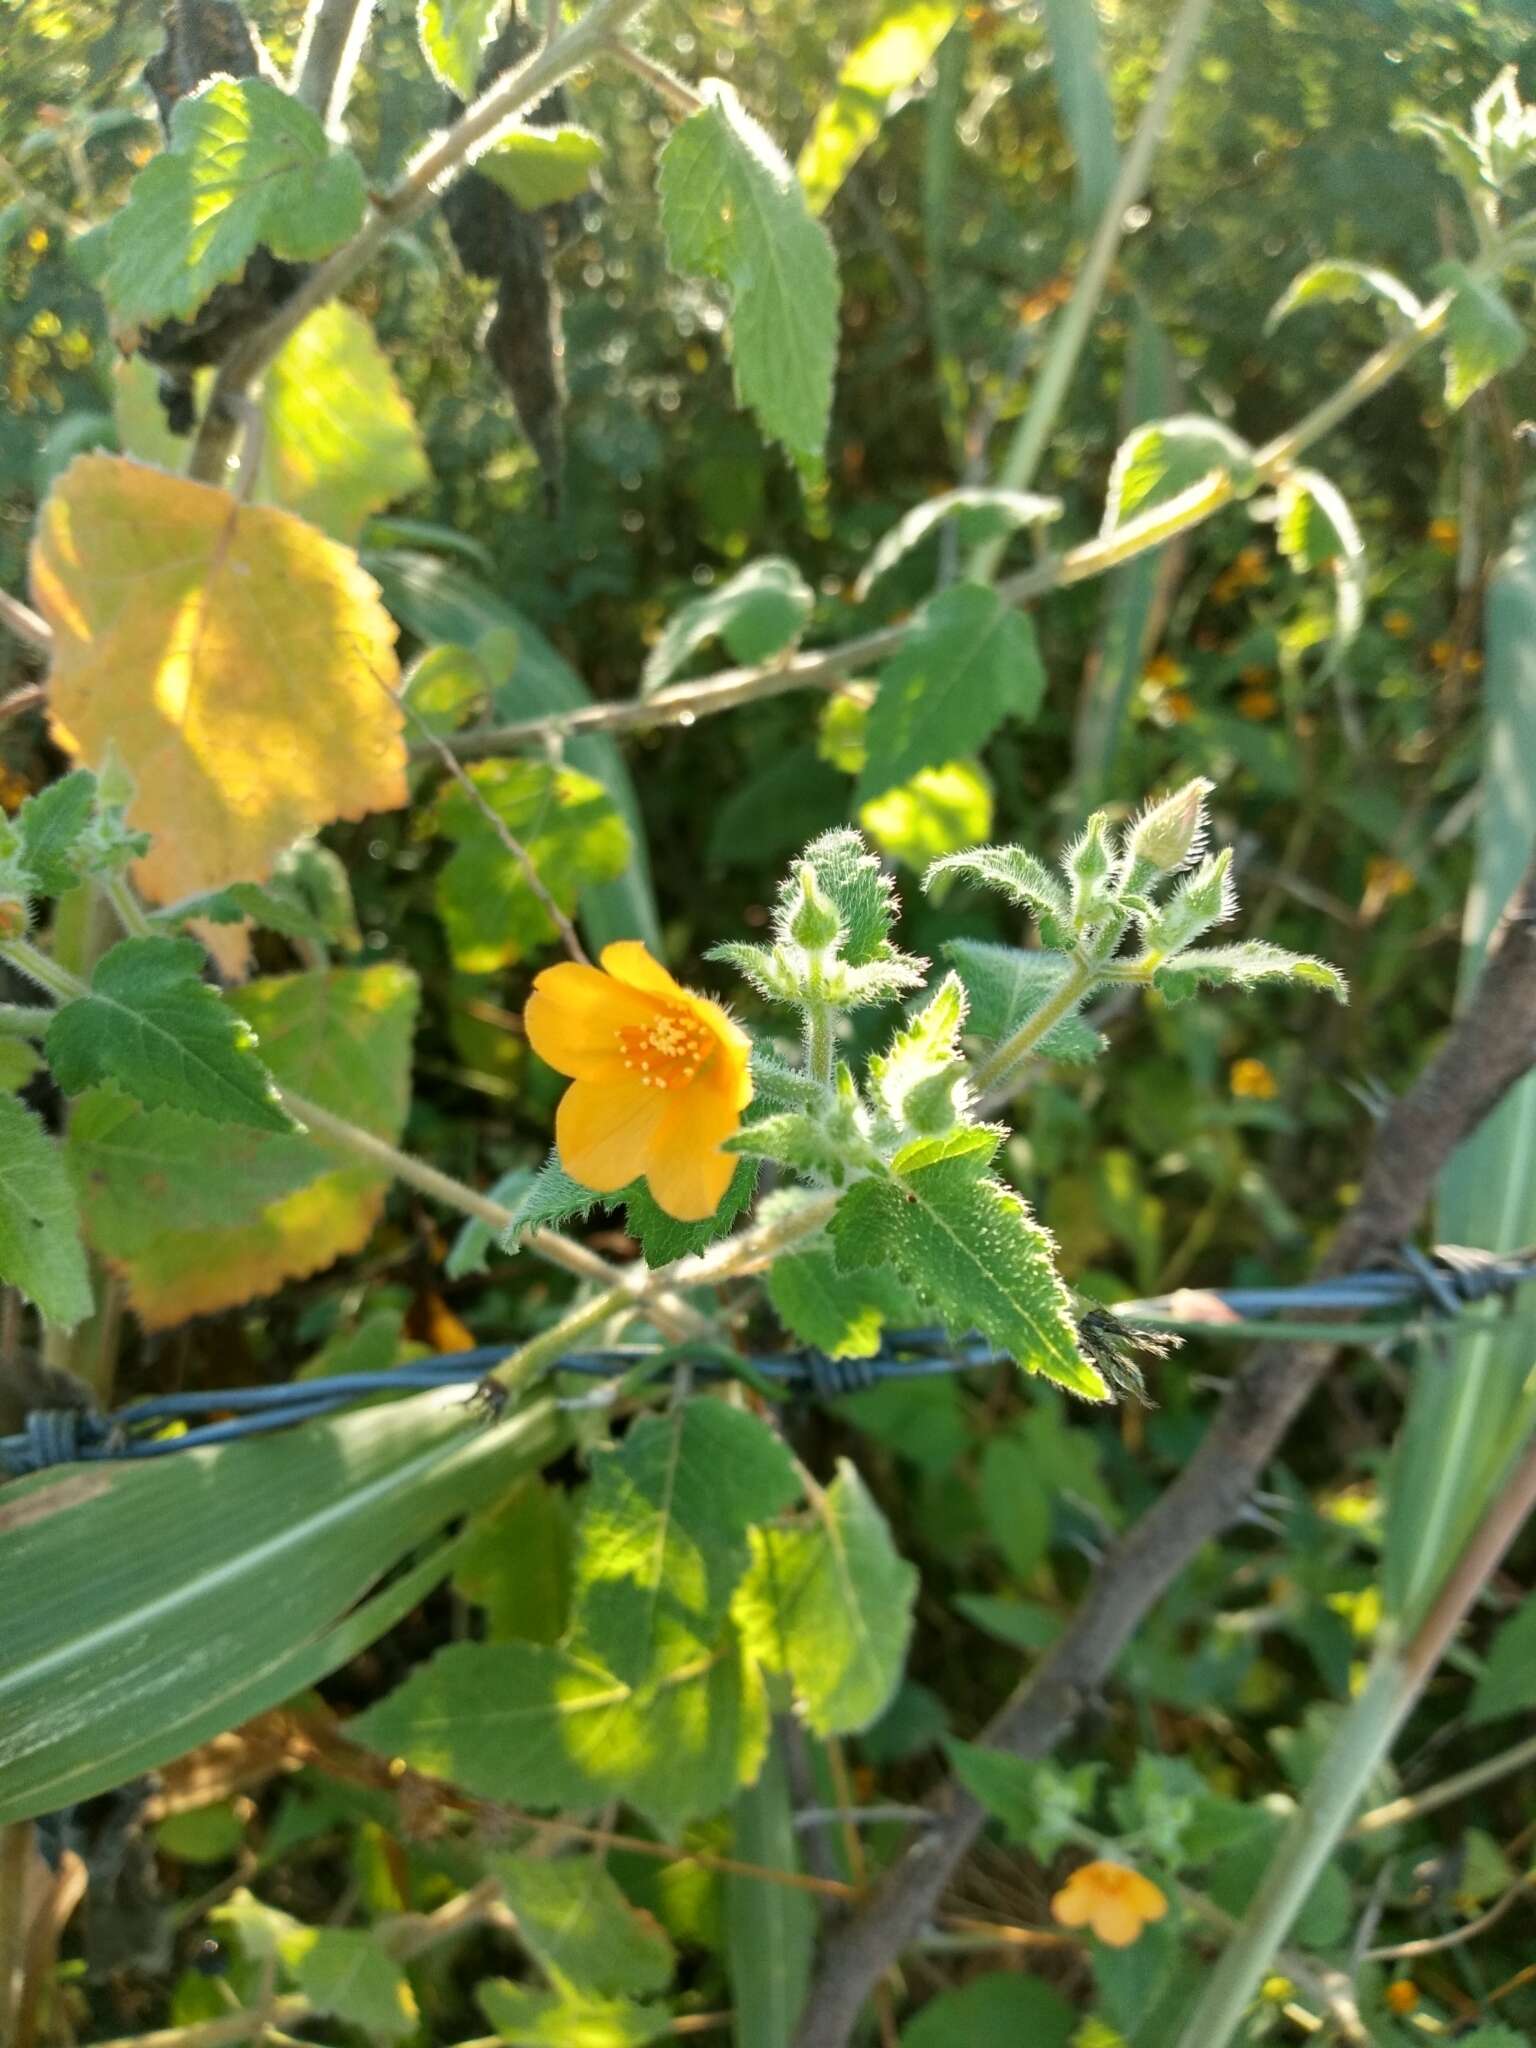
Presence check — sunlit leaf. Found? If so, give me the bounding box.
[796,1,960,215]
[417,0,503,95]
[659,81,839,476]
[68,964,417,1326]
[31,455,406,902]
[479,125,603,207]
[0,1095,93,1330]
[733,1461,917,1736]
[98,77,365,327]
[643,557,813,694]
[46,937,293,1131]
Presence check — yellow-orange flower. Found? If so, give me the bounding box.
[1230,1056,1279,1100]
[1051,1860,1168,1947]
[525,942,752,1222]
[1384,1980,1419,2016]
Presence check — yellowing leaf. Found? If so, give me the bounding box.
[68,964,417,1327]
[31,455,406,901]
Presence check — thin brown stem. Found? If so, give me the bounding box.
[1363,1874,1535,1963]
[0,591,50,655]
[605,39,706,115]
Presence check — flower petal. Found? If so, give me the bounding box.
[601,941,686,1000]
[1125,1873,1167,1922]
[556,1075,670,1193]
[641,1080,745,1221]
[526,962,657,1079]
[1050,1880,1092,1930]
[1092,1898,1143,1948]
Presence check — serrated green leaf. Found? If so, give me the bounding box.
[889,1123,1002,1175]
[643,557,814,694]
[1101,416,1254,533]
[1436,262,1527,410]
[801,828,899,963]
[492,1855,675,1997]
[99,77,365,327]
[944,940,1073,1041]
[733,1460,916,1736]
[928,846,1070,934]
[867,971,966,1124]
[283,1927,419,2043]
[479,1980,672,2047]
[0,1094,93,1330]
[418,0,502,95]
[765,1246,910,1359]
[621,1157,758,1262]
[1154,941,1346,1002]
[502,1154,604,1241]
[569,1401,800,1689]
[478,123,603,207]
[1266,260,1423,333]
[658,80,839,475]
[14,772,97,896]
[348,1634,769,1835]
[852,485,1061,600]
[946,1742,1100,1859]
[46,938,293,1132]
[830,1156,1104,1399]
[66,964,417,1327]
[1396,110,1487,195]
[796,1,961,216]
[435,759,630,972]
[860,585,1044,799]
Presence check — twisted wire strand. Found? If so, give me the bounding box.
[3,1245,1533,1477]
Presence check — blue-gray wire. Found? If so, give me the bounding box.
[3,1244,1532,1478]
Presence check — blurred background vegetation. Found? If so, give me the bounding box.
[5,0,1536,2040]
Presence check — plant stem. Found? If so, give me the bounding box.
[805,1005,834,1088]
[291,0,375,127]
[967,0,1215,580]
[1351,1725,1536,1838]
[1176,1425,1536,2048]
[968,959,1094,1097]
[188,0,653,482]
[0,588,49,653]
[102,876,155,939]
[0,935,87,1006]
[0,1003,53,1038]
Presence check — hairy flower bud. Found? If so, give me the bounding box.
[1124,777,1213,874]
[786,863,843,950]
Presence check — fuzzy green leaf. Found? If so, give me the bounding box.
[568,1400,801,1688]
[859,584,1045,799]
[1470,1588,1536,1723]
[1436,262,1528,409]
[944,940,1104,1061]
[766,1246,912,1359]
[796,0,962,215]
[867,971,967,1125]
[10,772,97,897]
[46,938,293,1132]
[491,1856,675,1997]
[479,1981,672,2047]
[643,557,814,693]
[99,77,365,326]
[348,1636,769,1836]
[1265,260,1423,333]
[435,759,630,972]
[0,1095,93,1330]
[853,486,1061,599]
[830,1155,1104,1399]
[658,81,839,475]
[1153,940,1346,1003]
[1101,415,1254,532]
[800,828,899,963]
[282,1928,419,2043]
[478,124,603,208]
[500,1153,757,1262]
[733,1461,917,1736]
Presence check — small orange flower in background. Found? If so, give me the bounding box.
[1237,686,1278,721]
[1051,1860,1168,1947]
[1384,1980,1419,2016]
[1427,516,1459,551]
[1230,1057,1278,1100]
[1428,637,1456,667]
[1382,607,1415,638]
[524,942,752,1222]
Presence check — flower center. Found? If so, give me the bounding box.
[617,1003,716,1089]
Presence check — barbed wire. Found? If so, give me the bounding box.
[3,1244,1533,1478]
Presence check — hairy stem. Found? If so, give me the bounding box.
[291,0,376,127]
[188,0,652,482]
[968,959,1095,1096]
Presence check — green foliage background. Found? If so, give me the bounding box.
[5,0,1536,2043]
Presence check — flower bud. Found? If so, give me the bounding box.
[786,864,843,950]
[1125,778,1213,874]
